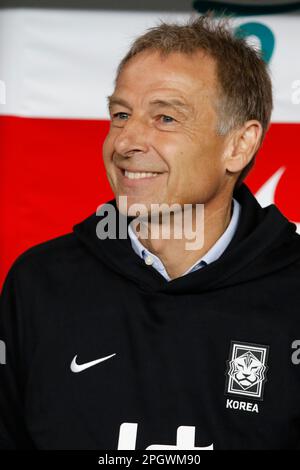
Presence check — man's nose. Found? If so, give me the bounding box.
[114,118,149,156]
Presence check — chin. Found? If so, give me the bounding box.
[114,195,146,218]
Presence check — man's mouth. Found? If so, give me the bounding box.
[123,170,160,180]
[115,166,166,187]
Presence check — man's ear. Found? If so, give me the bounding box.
[223,120,263,175]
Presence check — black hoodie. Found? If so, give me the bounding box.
[0,183,300,450]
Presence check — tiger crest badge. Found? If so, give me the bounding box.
[225,341,269,401]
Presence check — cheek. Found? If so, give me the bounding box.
[153,132,190,165]
[102,133,115,167]
[187,136,225,181]
[154,136,218,190]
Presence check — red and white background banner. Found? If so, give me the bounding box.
[0,3,300,289]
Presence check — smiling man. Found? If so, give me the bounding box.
[1,14,300,450]
[103,42,262,278]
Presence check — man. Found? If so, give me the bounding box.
[0,14,300,450]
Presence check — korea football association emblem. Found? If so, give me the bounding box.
[225,341,269,401]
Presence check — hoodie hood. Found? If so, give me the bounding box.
[73,183,300,294]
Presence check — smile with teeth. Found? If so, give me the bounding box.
[124,170,160,179]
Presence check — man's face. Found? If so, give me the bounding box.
[103,49,229,216]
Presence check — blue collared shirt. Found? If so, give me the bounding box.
[128,198,241,281]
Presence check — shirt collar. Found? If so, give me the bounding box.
[200,197,241,265]
[128,197,241,272]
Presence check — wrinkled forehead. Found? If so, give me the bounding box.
[115,49,219,103]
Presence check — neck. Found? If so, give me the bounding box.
[132,193,233,280]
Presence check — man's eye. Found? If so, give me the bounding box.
[112,112,129,120]
[160,115,175,123]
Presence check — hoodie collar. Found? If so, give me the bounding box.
[73,183,300,295]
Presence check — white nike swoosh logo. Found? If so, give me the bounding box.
[255,167,300,234]
[70,353,116,373]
